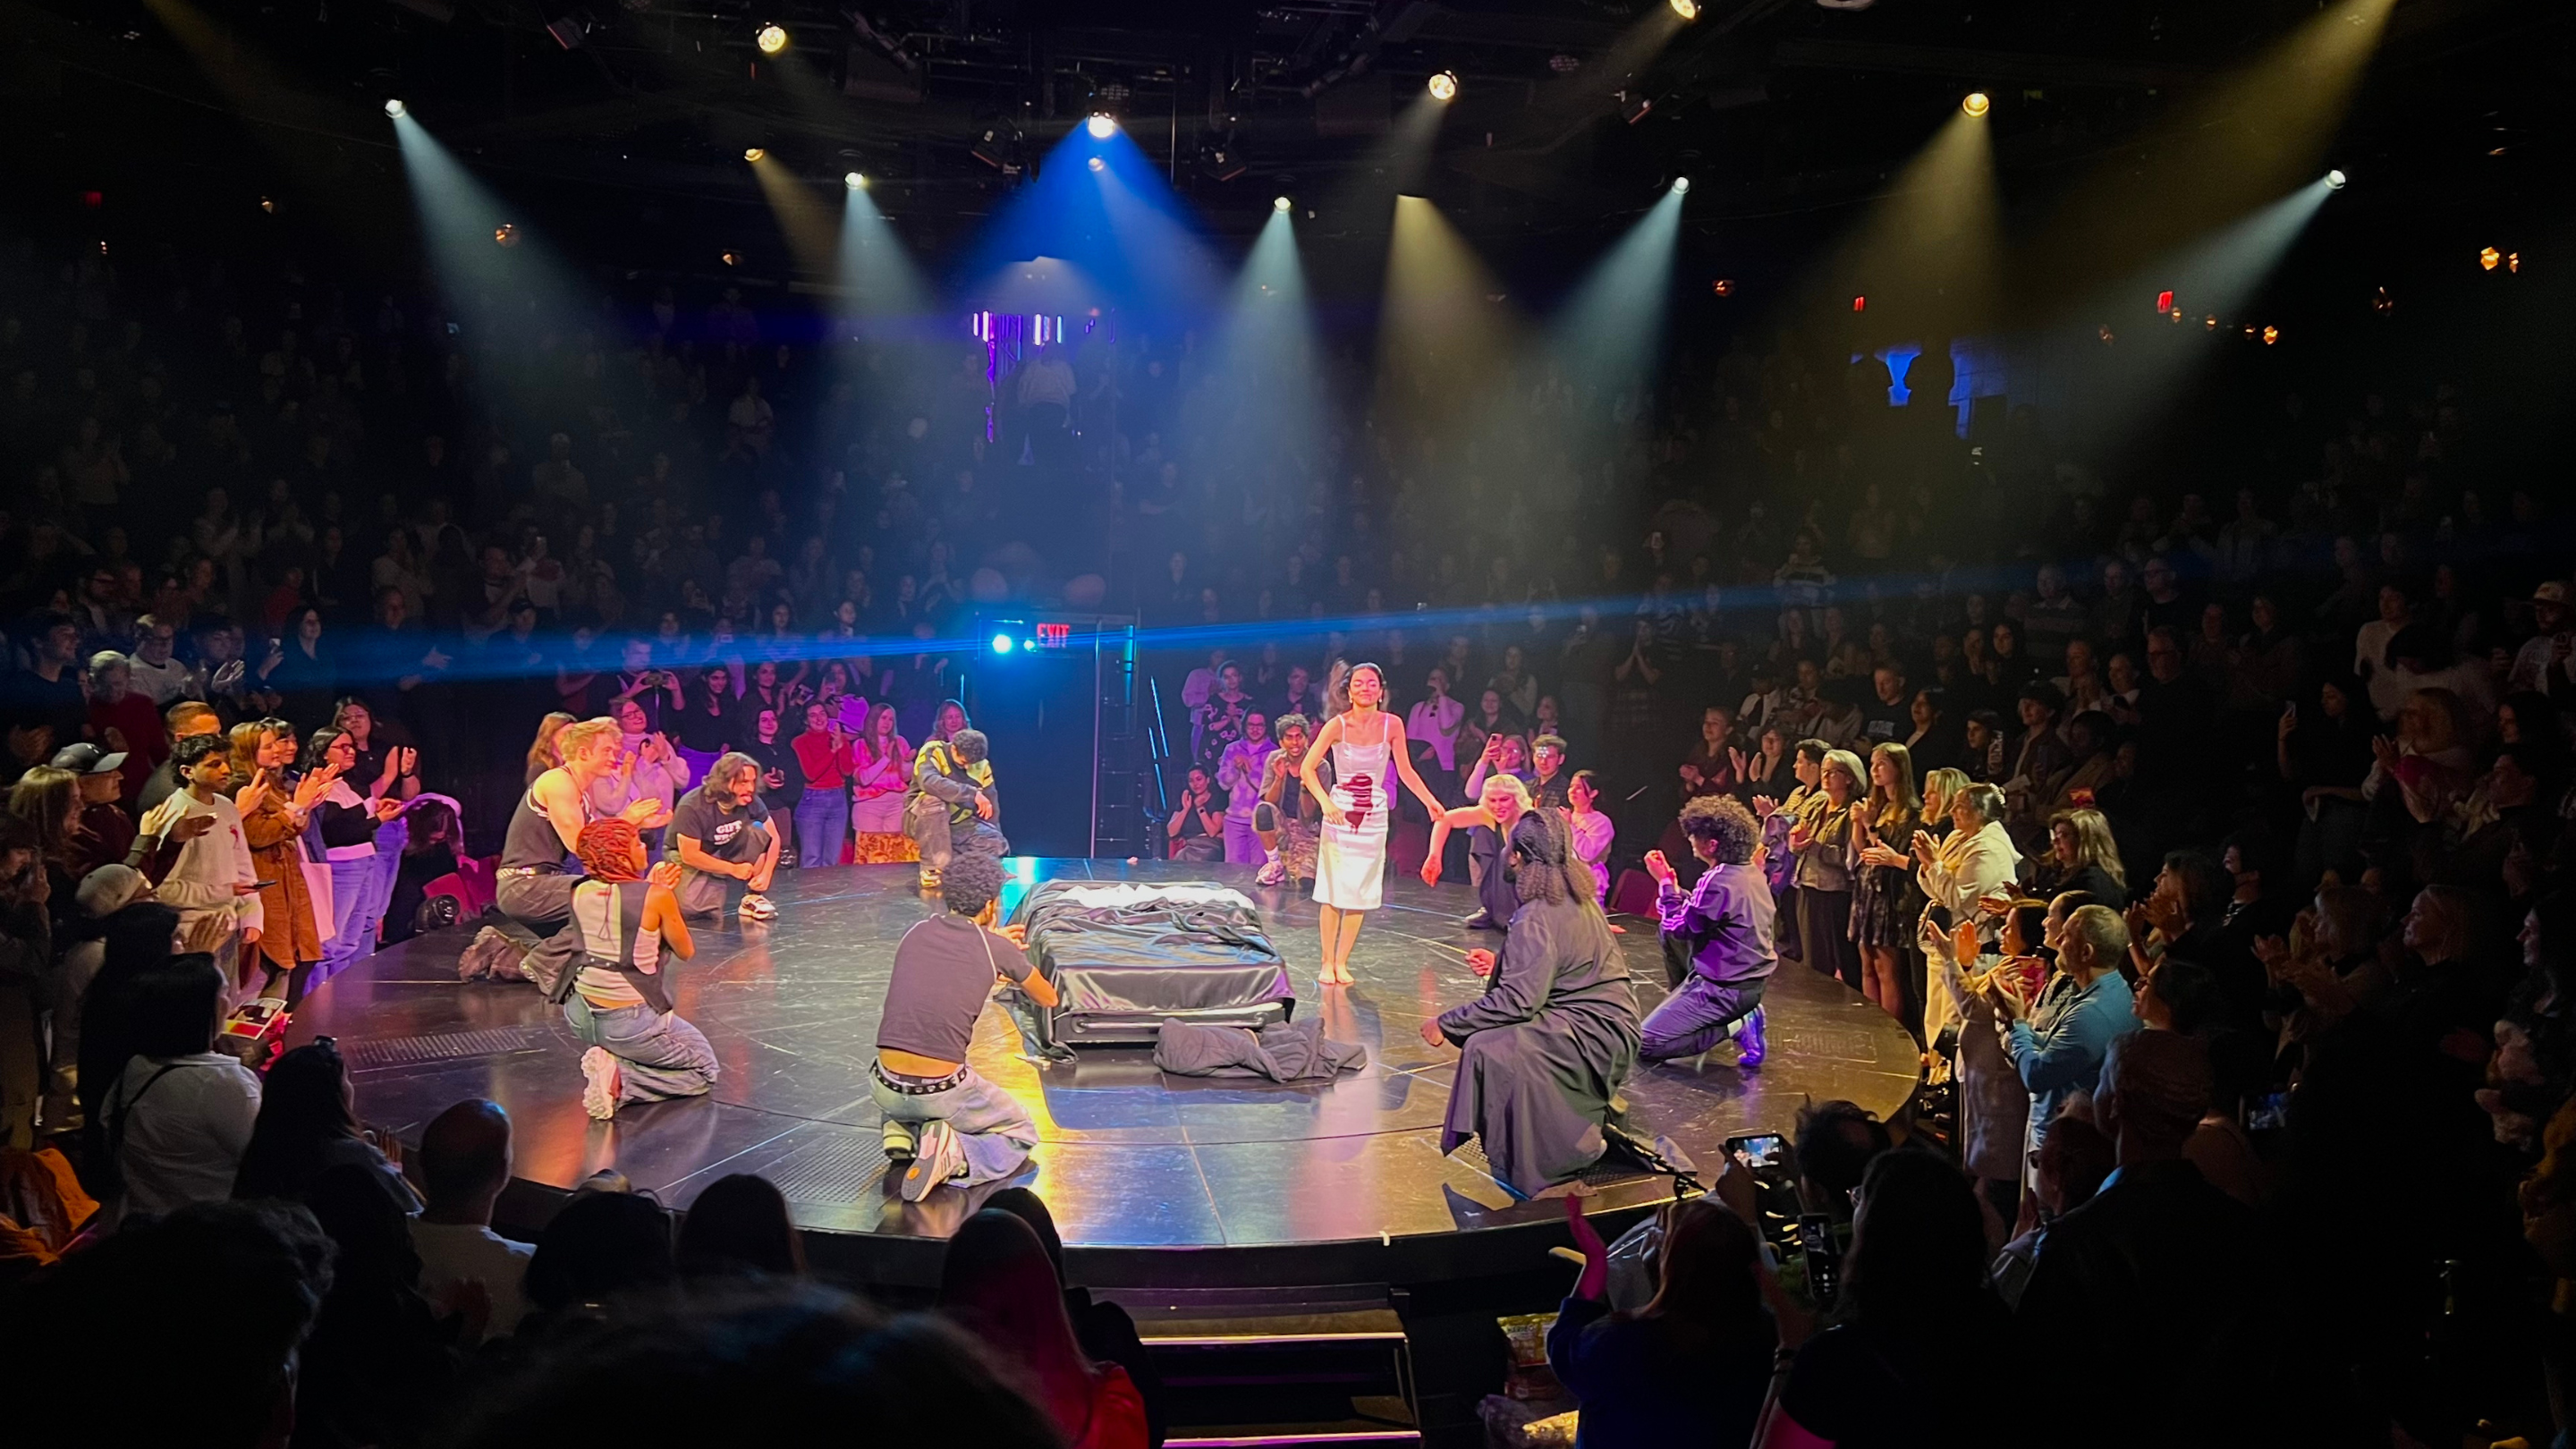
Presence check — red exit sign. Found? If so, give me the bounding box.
[1034,622,1072,648]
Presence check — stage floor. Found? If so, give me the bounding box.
[291,860,1919,1284]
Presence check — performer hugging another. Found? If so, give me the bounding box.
[568,818,719,1121]
[876,852,1060,1201]
[909,724,1004,893]
[1639,794,1775,1069]
[1421,809,1640,1199]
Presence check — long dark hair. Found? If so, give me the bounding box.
[1631,1197,1770,1349]
[1841,1149,1999,1334]
[233,1040,366,1201]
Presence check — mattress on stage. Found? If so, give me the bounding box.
[1010,880,1293,1046]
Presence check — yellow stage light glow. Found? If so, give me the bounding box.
[844,172,867,190]
[1427,71,1459,102]
[744,147,766,163]
[1274,196,1293,212]
[493,224,519,247]
[1962,91,1990,118]
[722,250,741,267]
[2262,326,2280,345]
[2508,252,2521,273]
[1669,0,1699,18]
[384,97,406,119]
[755,24,788,55]
[2481,247,2502,271]
[1087,156,1106,173]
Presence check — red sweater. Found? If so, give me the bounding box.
[792,732,854,791]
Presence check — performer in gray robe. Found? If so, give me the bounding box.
[1428,810,1641,1199]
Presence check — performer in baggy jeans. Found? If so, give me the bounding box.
[873,852,1061,1201]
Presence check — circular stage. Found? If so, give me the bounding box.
[290,860,1919,1287]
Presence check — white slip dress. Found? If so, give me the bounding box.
[1314,720,1392,911]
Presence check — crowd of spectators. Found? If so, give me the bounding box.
[0,211,2572,1448]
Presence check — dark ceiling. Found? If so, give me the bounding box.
[4,0,2567,277]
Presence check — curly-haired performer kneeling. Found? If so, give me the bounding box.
[1639,794,1776,1068]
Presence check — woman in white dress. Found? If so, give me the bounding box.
[1301,661,1447,985]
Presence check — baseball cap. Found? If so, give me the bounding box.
[50,742,127,775]
[2534,581,2571,607]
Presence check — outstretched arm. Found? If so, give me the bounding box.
[1437,910,1557,1038]
[1382,717,1445,818]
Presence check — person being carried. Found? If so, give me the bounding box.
[568,818,719,1121]
[875,852,1059,1201]
[1421,809,1640,1199]
[668,752,781,920]
[909,724,1004,893]
[1640,794,1775,1069]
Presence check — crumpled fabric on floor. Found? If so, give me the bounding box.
[1154,1017,1368,1082]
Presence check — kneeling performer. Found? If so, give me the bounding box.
[1423,810,1640,1199]
[1639,795,1774,1068]
[876,852,1061,1200]
[569,819,720,1120]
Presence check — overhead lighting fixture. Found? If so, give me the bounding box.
[1710,278,1734,296]
[1622,94,1654,124]
[743,147,766,162]
[755,23,788,55]
[2481,246,2502,271]
[383,98,407,118]
[493,224,520,248]
[1087,156,1106,173]
[1962,91,1990,118]
[1085,113,1118,140]
[2262,326,2280,345]
[844,172,866,190]
[1671,176,1690,194]
[1273,195,1293,212]
[1670,0,1699,17]
[991,633,1016,656]
[1427,71,1459,102]
[721,250,741,267]
[2325,168,2347,189]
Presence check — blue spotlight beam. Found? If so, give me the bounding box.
[954,125,1225,328]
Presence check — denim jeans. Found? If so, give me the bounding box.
[565,996,720,1104]
[320,818,408,979]
[872,1063,1038,1186]
[1640,975,1767,1061]
[793,790,847,869]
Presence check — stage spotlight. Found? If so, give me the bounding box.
[844,172,866,190]
[1672,175,1690,194]
[1274,195,1293,212]
[1670,0,1699,18]
[2262,326,2280,345]
[384,97,407,119]
[1427,71,1459,102]
[2481,246,2502,271]
[743,147,766,163]
[493,224,519,247]
[755,23,788,55]
[991,633,1015,655]
[1087,156,1106,173]
[2325,168,2347,189]
[1086,113,1118,140]
[1962,91,1990,118]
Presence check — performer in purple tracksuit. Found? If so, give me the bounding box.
[1640,794,1776,1067]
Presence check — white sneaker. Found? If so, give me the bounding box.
[901,1121,966,1201]
[739,893,777,920]
[580,1046,621,1120]
[1256,856,1284,886]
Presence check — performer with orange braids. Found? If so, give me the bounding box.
[566,818,720,1121]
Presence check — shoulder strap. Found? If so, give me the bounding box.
[108,1063,185,1166]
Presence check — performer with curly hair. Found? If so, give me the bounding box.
[1301,662,1447,985]
[1640,794,1775,1068]
[567,817,718,1121]
[1253,713,1320,889]
[1421,809,1640,1199]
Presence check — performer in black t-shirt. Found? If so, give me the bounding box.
[667,752,781,919]
[875,853,1062,1201]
